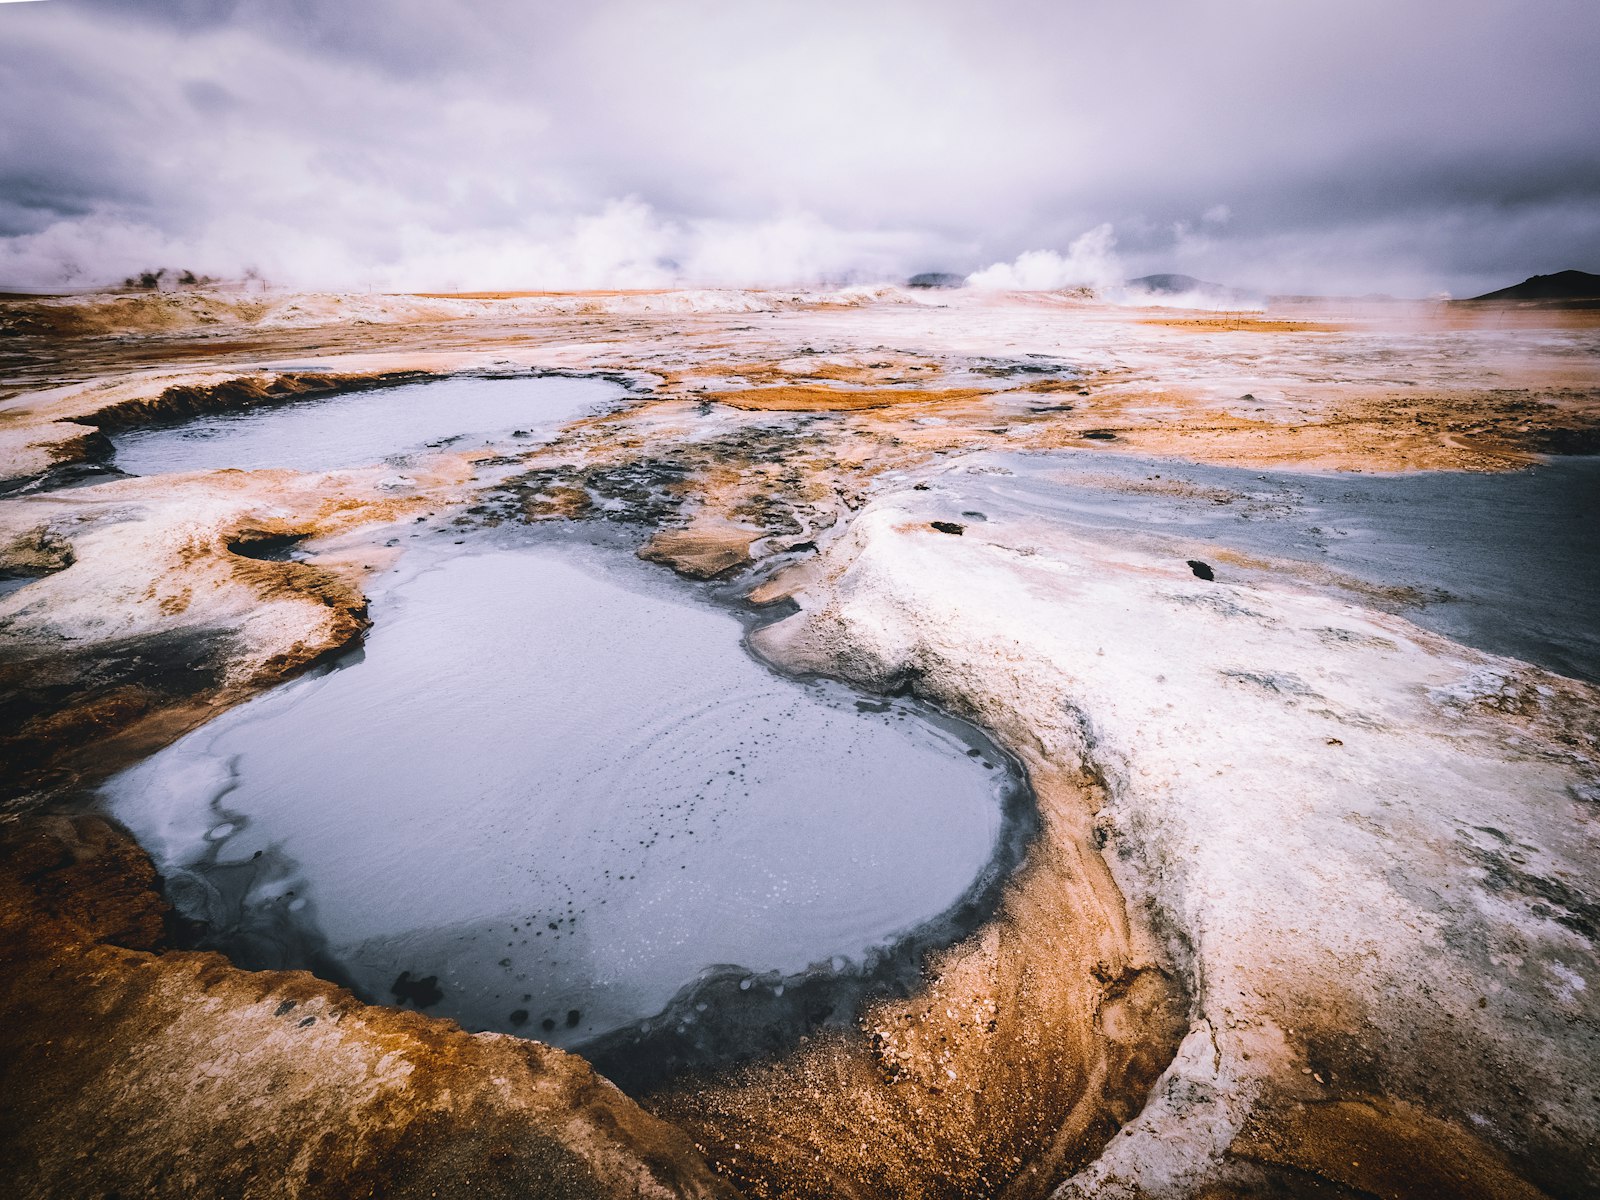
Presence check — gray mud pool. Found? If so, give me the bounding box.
[108,374,622,475]
[102,537,1025,1081]
[947,451,1600,682]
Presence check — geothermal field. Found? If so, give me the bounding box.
[0,284,1596,1198]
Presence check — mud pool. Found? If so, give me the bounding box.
[942,451,1600,682]
[101,536,1026,1068]
[108,374,623,475]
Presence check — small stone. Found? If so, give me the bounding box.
[930,521,965,535]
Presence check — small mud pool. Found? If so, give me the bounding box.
[108,374,622,475]
[102,538,1026,1074]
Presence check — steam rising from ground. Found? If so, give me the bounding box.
[966,225,1123,293]
[1,0,1596,294]
[0,199,946,294]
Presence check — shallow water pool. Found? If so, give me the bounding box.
[102,538,1019,1057]
[109,374,622,475]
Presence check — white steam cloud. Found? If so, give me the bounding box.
[0,200,945,292]
[965,225,1123,292]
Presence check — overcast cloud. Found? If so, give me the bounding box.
[1,0,1597,294]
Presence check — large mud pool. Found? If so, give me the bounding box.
[107,373,624,475]
[100,535,1030,1082]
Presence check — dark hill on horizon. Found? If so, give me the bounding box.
[1127,273,1223,294]
[1126,273,1260,305]
[1467,270,1600,302]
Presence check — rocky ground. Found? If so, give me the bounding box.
[1,286,1597,1198]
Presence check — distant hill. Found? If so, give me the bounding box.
[1124,273,1260,307]
[1126,273,1223,295]
[1467,270,1600,302]
[907,272,966,290]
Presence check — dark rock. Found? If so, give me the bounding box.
[391,970,444,1008]
[1187,560,1215,581]
[931,521,965,535]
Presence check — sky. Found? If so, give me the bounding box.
[1,0,1597,295]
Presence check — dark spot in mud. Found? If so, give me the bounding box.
[542,1017,557,1033]
[1083,430,1118,441]
[1221,669,1319,697]
[298,1016,316,1028]
[1028,404,1075,414]
[391,971,444,1008]
[274,1000,297,1017]
[566,1009,582,1028]
[1188,559,1215,580]
[930,521,965,535]
[961,511,988,521]
[969,354,1077,378]
[912,483,930,491]
[509,1009,529,1027]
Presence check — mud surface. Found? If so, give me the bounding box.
[1,287,1597,1199]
